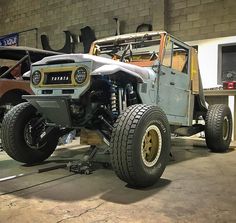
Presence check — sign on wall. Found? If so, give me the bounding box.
[0,33,19,46]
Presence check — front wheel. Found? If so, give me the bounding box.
[205,104,232,152]
[111,104,171,187]
[1,102,59,164]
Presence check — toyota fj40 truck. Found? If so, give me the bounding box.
[1,31,232,187]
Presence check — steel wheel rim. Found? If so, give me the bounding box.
[24,119,46,149]
[141,125,162,167]
[223,116,229,140]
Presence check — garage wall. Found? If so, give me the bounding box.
[188,36,236,88]
[167,0,236,41]
[0,0,159,50]
[0,0,235,50]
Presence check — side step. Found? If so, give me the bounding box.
[174,124,205,136]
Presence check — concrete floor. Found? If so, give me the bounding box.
[0,138,235,223]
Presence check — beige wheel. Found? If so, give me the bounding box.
[141,125,162,167]
[111,104,171,187]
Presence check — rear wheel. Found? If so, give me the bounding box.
[205,104,232,152]
[1,102,59,164]
[111,104,171,187]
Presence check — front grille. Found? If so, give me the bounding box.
[42,90,53,94]
[44,71,72,85]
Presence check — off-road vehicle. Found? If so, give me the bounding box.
[0,46,60,122]
[1,31,232,187]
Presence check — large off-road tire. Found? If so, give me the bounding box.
[1,102,59,164]
[0,92,26,123]
[111,104,171,187]
[205,104,232,152]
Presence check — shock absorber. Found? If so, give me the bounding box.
[110,83,118,118]
[126,83,137,106]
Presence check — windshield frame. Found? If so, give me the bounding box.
[90,31,166,64]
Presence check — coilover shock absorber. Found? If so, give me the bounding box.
[110,83,118,118]
[126,83,137,106]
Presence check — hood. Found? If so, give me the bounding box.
[33,53,152,80]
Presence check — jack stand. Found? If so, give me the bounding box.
[67,146,97,175]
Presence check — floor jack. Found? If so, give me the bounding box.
[0,146,98,183]
[67,146,97,175]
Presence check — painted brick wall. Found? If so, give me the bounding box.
[0,0,157,50]
[166,0,236,41]
[0,0,235,50]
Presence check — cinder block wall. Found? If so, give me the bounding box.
[167,0,236,41]
[0,0,235,50]
[0,0,155,50]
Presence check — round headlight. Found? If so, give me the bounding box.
[74,67,88,84]
[32,70,41,85]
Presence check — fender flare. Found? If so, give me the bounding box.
[91,65,144,83]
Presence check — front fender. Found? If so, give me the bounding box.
[0,79,33,98]
[91,64,144,83]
